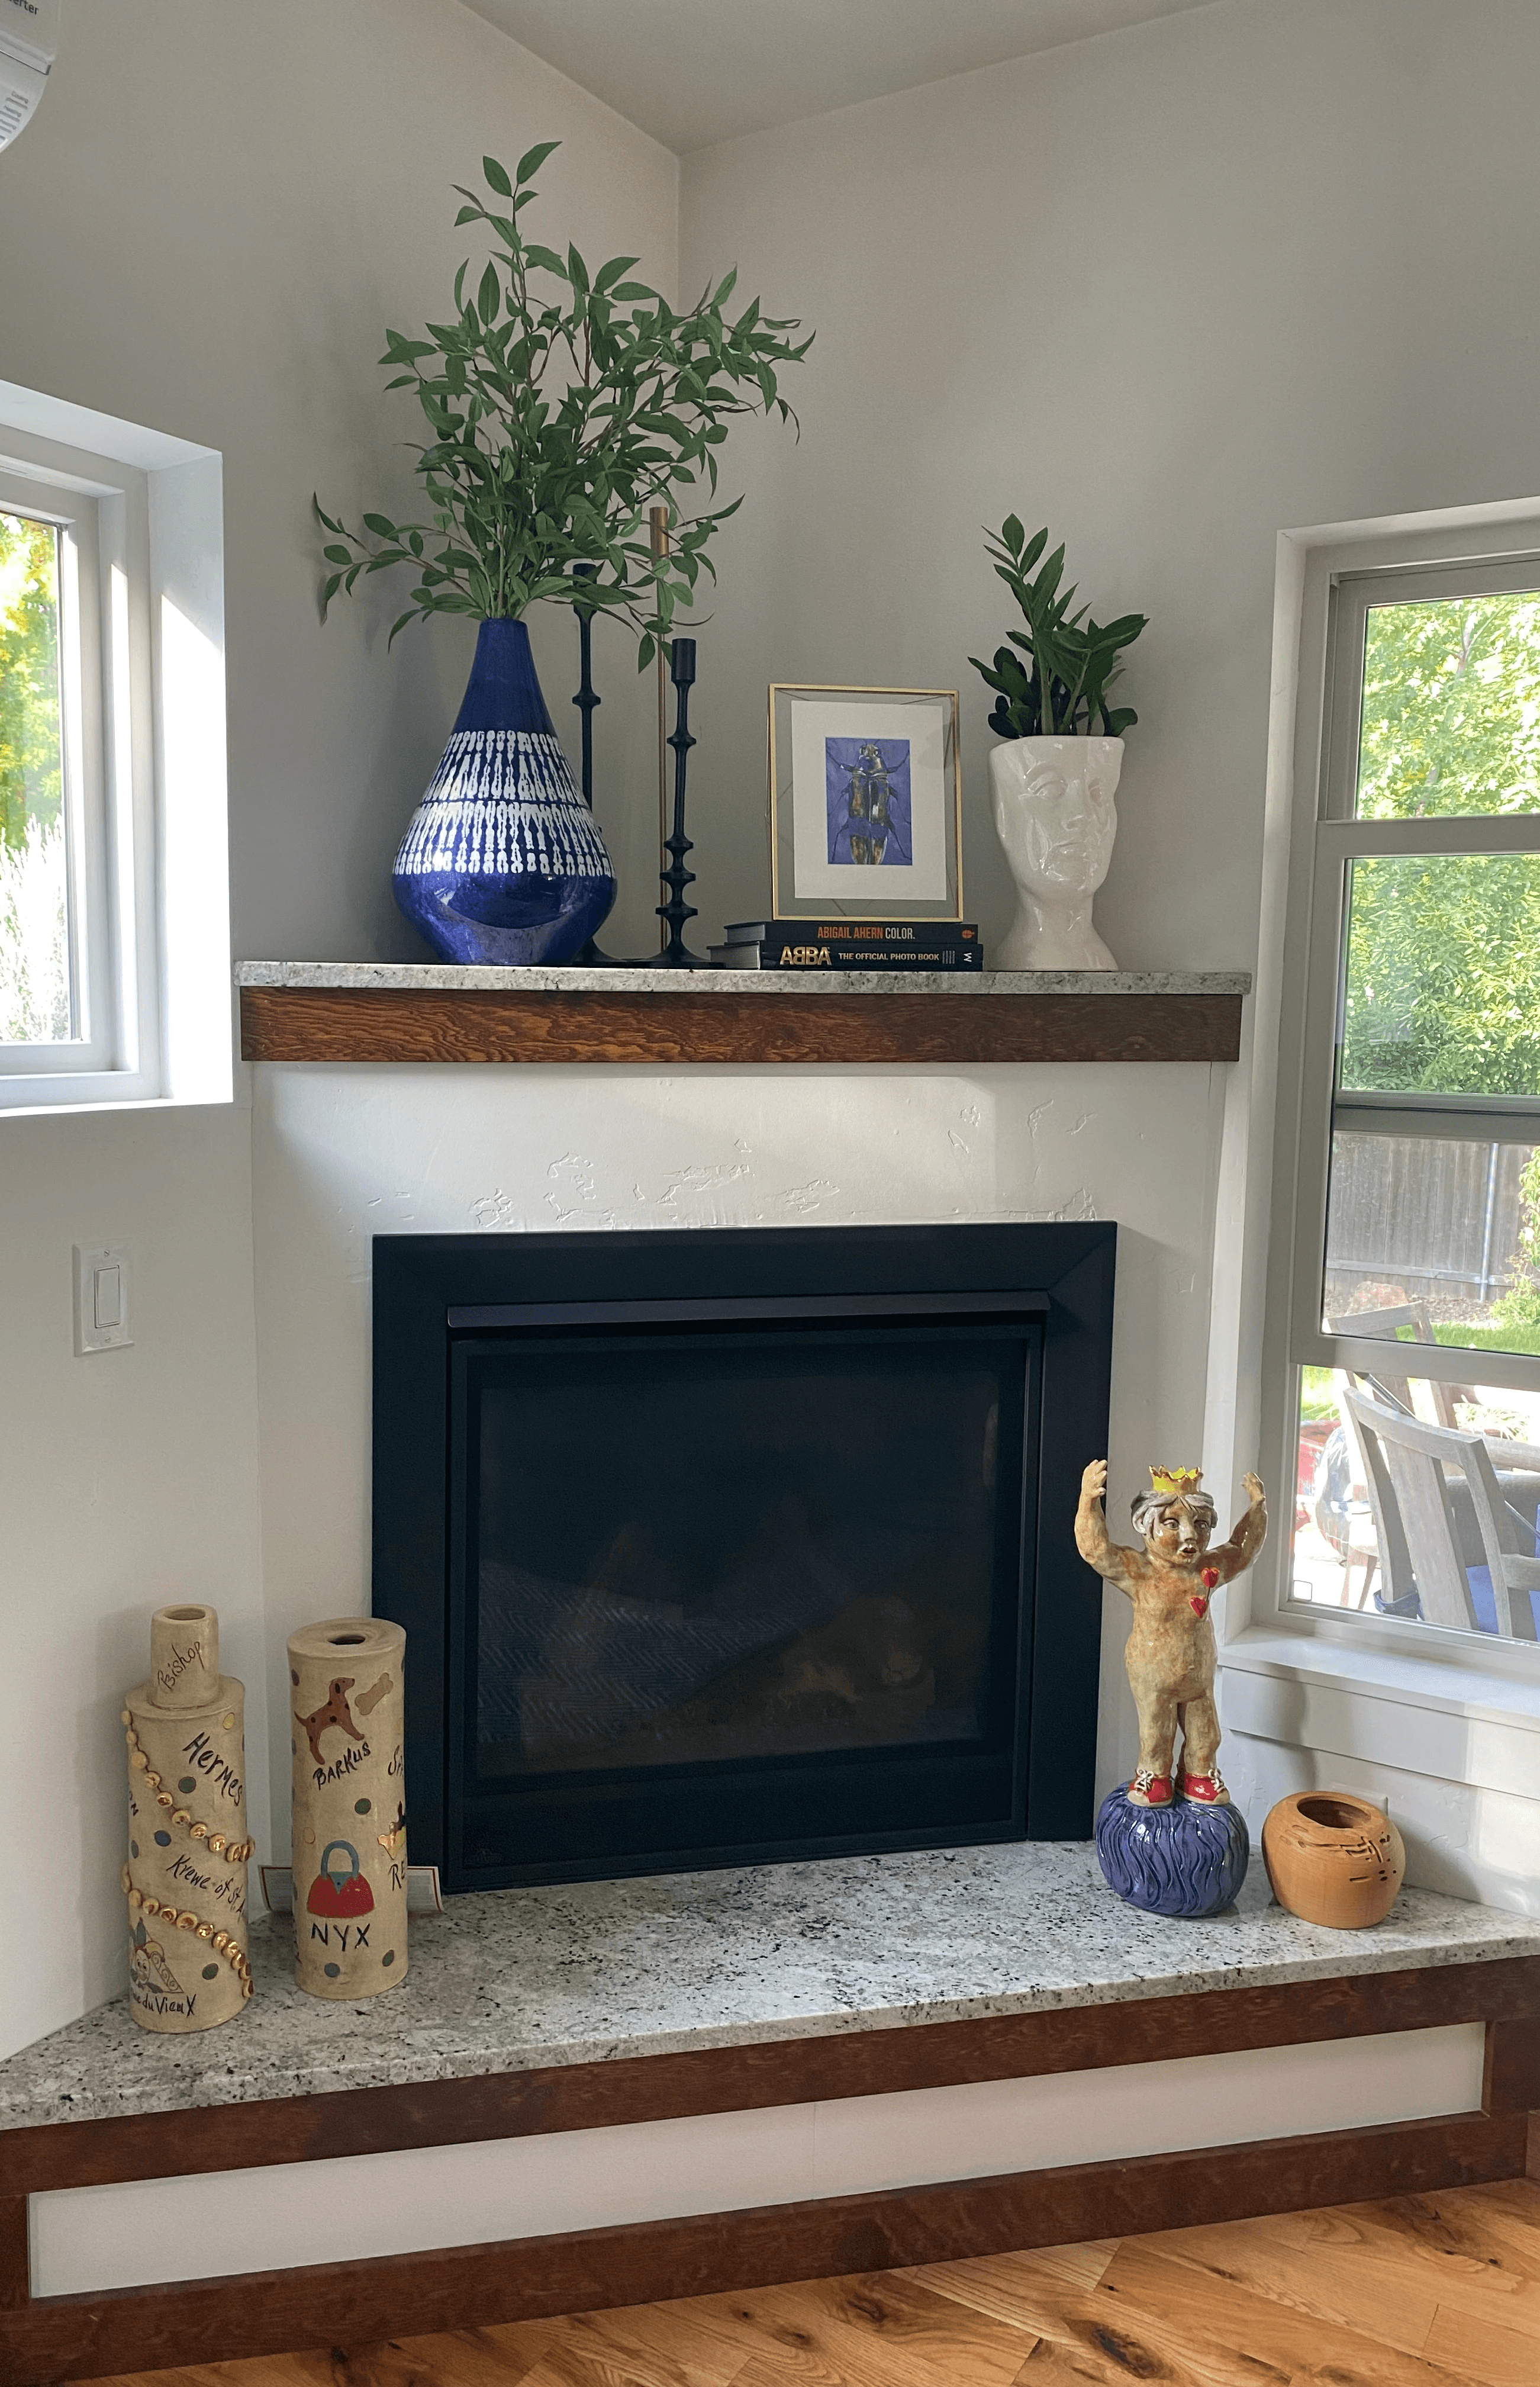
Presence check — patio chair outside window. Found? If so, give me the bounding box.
[1340,1386,1540,1640]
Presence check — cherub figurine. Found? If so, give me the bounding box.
[1075,1461,1267,1809]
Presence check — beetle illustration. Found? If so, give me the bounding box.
[827,741,911,866]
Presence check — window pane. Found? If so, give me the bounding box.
[1355,590,1540,818]
[1290,1366,1540,1641]
[1,508,70,1043]
[1341,853,1540,1098]
[1323,1132,1540,1357]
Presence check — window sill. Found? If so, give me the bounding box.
[0,1090,226,1121]
[0,1070,162,1116]
[1218,1624,1540,1801]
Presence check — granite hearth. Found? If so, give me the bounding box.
[5,1839,1538,2130]
[5,1839,1538,2360]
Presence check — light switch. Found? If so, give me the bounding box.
[74,1244,132,1354]
[94,1265,122,1331]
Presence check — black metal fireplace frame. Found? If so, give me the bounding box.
[373,1222,1114,1892]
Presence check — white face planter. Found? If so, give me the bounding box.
[988,735,1123,969]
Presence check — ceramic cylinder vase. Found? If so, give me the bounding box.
[289,1616,407,1997]
[1261,1791,1406,1929]
[122,1603,253,2031]
[392,616,617,966]
[988,735,1122,969]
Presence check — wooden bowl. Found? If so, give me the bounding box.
[1261,1791,1406,1929]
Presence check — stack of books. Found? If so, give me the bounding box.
[710,919,982,971]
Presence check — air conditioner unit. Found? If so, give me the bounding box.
[0,0,59,153]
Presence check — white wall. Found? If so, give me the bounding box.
[0,0,678,2061]
[0,1099,266,2057]
[676,0,1540,961]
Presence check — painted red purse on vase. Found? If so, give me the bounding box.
[307,1840,375,1917]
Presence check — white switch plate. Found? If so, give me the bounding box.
[74,1244,132,1353]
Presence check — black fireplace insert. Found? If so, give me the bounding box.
[373,1222,1114,1891]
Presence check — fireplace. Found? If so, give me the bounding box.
[373,1223,1114,1892]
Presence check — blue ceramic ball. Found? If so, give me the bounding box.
[1096,1786,1250,1918]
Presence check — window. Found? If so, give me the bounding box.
[0,383,230,1113]
[0,471,109,1069]
[1277,550,1540,1659]
[0,503,66,1037]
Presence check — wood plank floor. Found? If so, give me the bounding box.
[92,2177,1540,2387]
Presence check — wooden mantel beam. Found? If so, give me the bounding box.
[237,977,1247,1067]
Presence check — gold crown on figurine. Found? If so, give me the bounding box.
[1149,1465,1203,1495]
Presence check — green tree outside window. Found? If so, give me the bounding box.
[0,509,61,853]
[1342,594,1540,1101]
[0,509,69,1043]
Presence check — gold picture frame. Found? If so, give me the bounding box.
[768,683,964,922]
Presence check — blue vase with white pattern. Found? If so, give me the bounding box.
[392,617,616,965]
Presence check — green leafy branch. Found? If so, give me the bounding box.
[315,142,813,664]
[968,515,1147,738]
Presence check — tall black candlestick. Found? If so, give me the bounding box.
[571,562,618,966]
[655,637,705,967]
[571,563,600,807]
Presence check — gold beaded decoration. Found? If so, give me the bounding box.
[123,1721,254,1862]
[123,1883,253,2000]
[123,1712,254,2001]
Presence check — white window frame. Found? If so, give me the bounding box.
[0,383,231,1115]
[0,451,154,1091]
[1254,513,1540,1691]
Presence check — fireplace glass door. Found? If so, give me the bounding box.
[447,1314,1038,1883]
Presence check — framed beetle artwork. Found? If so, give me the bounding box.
[768,684,964,921]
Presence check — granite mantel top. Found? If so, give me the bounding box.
[4,1842,1536,2133]
[236,962,1252,1000]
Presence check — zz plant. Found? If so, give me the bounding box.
[969,516,1147,739]
[316,144,812,665]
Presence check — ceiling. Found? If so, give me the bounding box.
[460,0,1220,155]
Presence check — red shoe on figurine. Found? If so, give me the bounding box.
[1127,1768,1174,1807]
[1180,1768,1230,1805]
